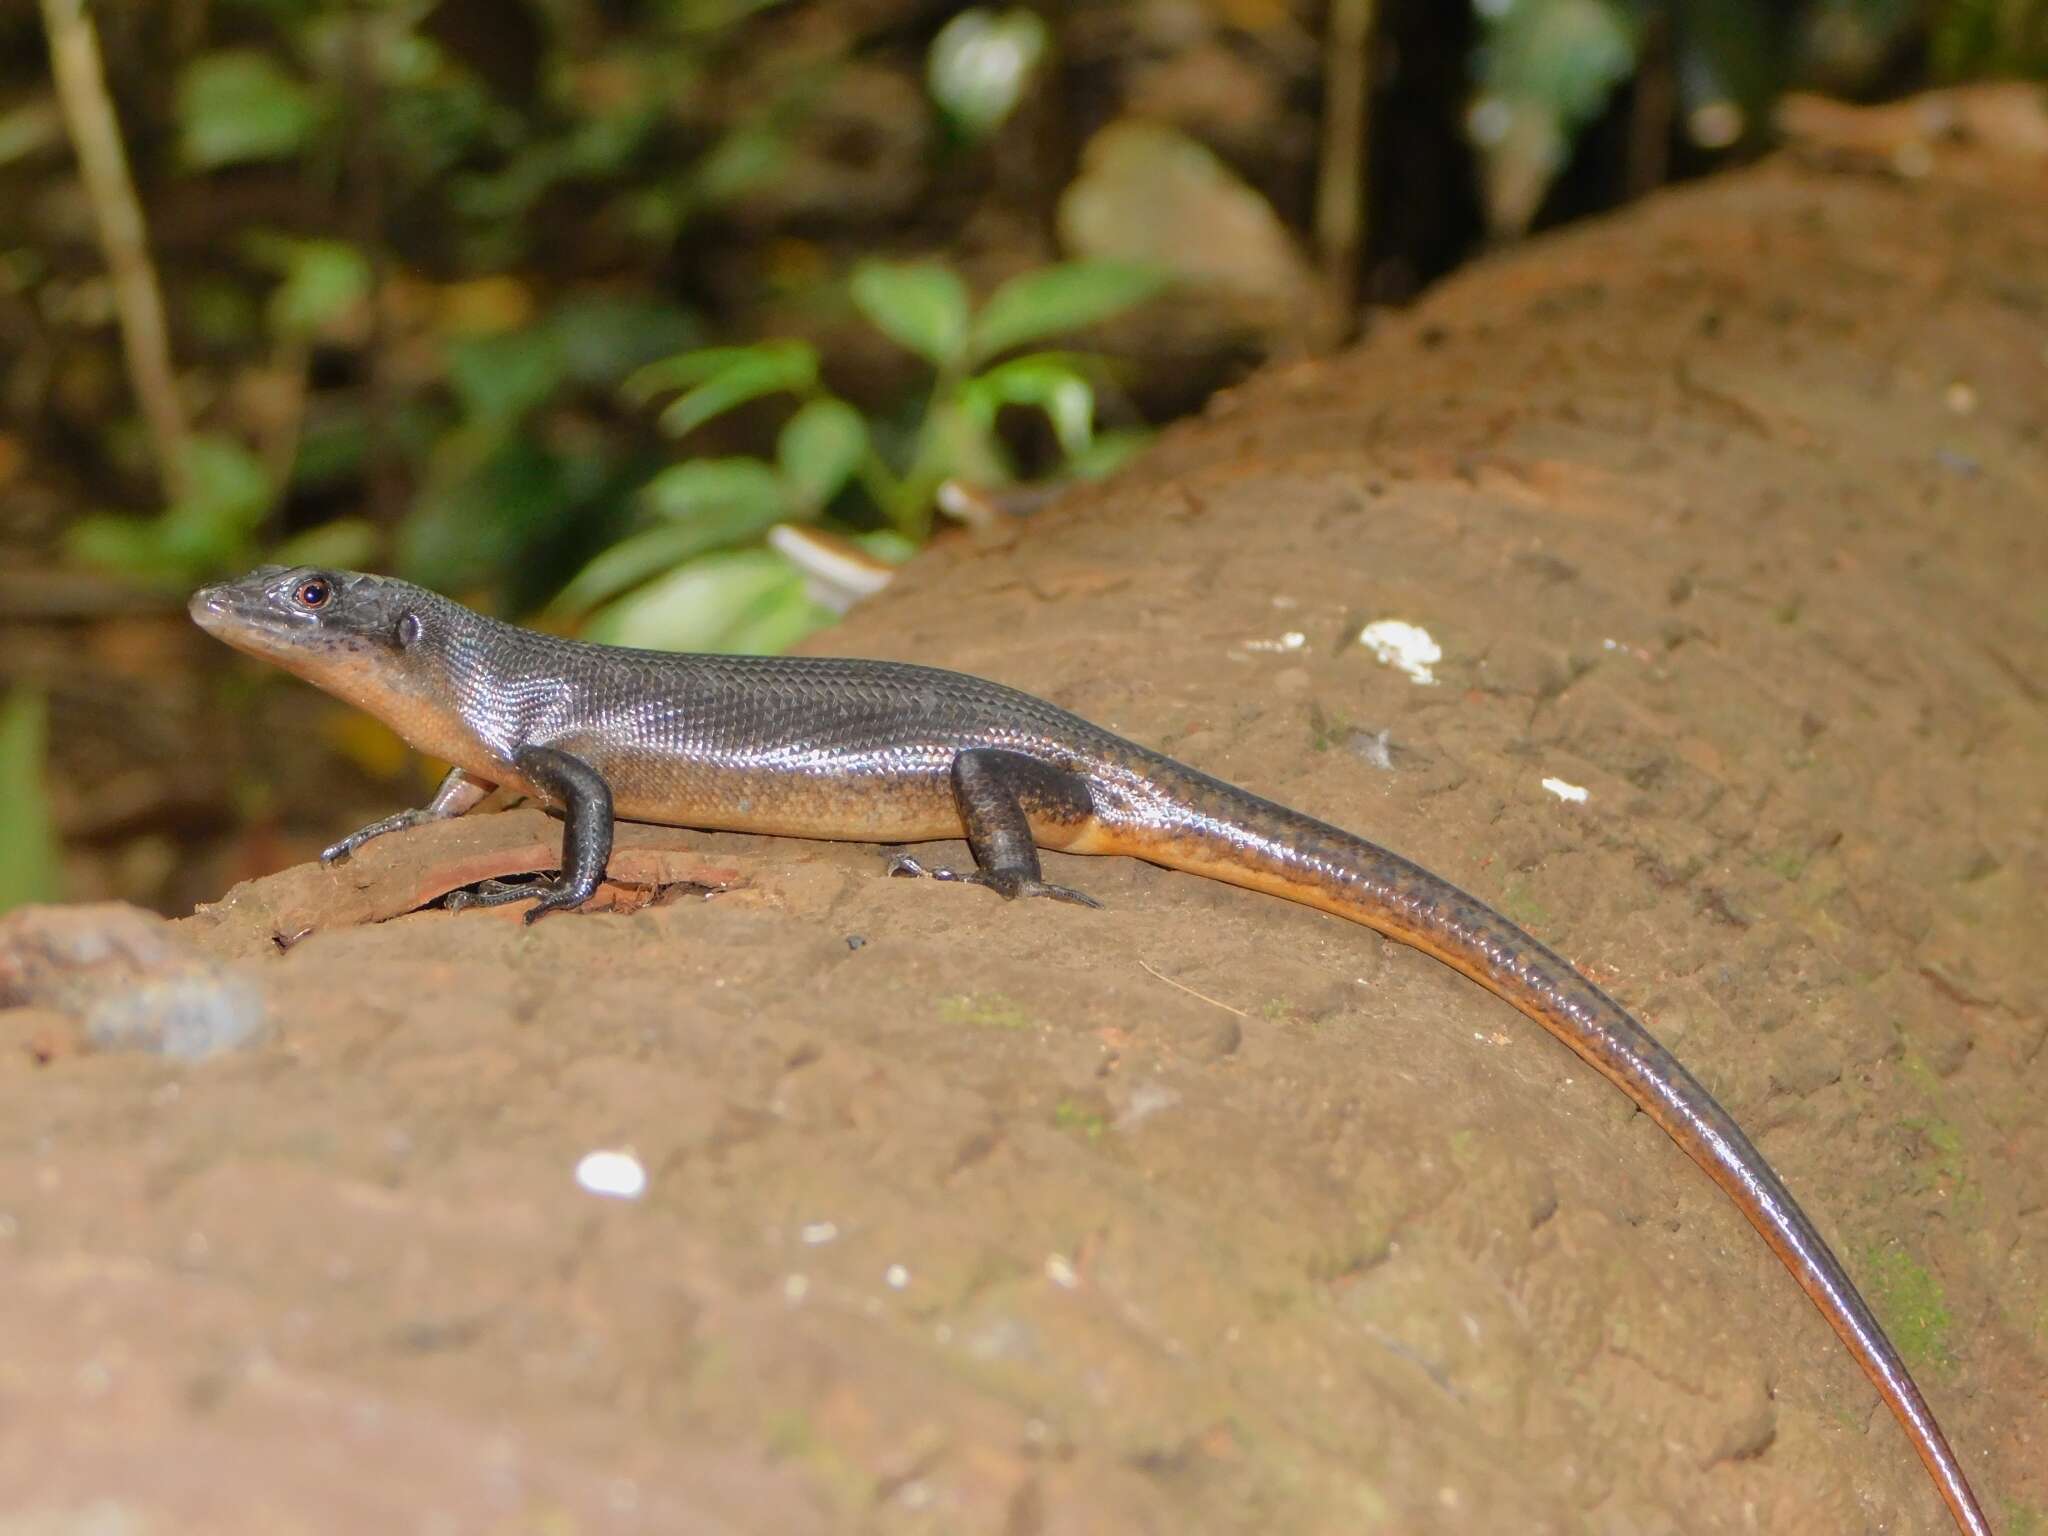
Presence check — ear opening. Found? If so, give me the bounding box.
[396,612,423,649]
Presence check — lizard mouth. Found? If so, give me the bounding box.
[188,569,321,656]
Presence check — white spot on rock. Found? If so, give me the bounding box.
[1541,777,1589,803]
[575,1149,647,1200]
[1359,620,1442,685]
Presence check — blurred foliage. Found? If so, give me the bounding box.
[580,256,1164,651]
[928,7,1050,142]
[7,0,2040,654]
[1467,0,2044,234]
[0,688,61,913]
[1932,0,2048,75]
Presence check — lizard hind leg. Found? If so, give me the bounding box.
[890,747,1102,908]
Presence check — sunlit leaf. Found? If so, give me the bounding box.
[850,261,970,370]
[177,50,323,169]
[656,348,819,438]
[928,8,1049,140]
[962,354,1096,459]
[641,457,789,525]
[585,548,811,652]
[969,260,1167,363]
[0,688,60,913]
[626,345,785,402]
[721,580,838,654]
[777,398,868,511]
[551,521,755,618]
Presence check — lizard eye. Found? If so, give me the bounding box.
[294,576,332,609]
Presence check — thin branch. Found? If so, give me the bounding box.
[40,0,190,501]
[347,0,398,535]
[1137,958,1253,1021]
[1314,0,1376,344]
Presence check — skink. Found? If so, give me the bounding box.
[190,565,1991,1534]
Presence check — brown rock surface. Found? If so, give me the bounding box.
[2,134,2043,1532]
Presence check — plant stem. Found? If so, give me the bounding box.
[1315,0,1375,342]
[40,0,191,501]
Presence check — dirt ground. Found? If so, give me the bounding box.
[3,114,2045,1533]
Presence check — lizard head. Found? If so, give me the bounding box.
[189,567,428,664]
[188,565,448,717]
[191,568,508,773]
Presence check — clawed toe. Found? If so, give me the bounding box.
[1024,881,1103,908]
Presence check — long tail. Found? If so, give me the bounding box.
[1089,757,1989,1535]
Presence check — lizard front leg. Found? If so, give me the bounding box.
[321,765,494,865]
[445,745,613,922]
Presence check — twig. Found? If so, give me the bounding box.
[1314,0,1376,344]
[1137,958,1252,1020]
[1626,4,1674,199]
[40,0,190,501]
[346,1,398,535]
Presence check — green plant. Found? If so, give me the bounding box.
[565,256,1166,652]
[0,688,61,913]
[1933,0,2048,75]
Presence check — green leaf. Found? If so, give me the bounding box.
[1063,425,1153,480]
[66,514,170,579]
[548,295,701,386]
[149,435,275,575]
[271,517,379,571]
[398,436,572,593]
[655,347,819,438]
[692,121,789,204]
[962,354,1096,459]
[777,398,868,511]
[177,50,323,169]
[448,329,564,425]
[181,435,271,518]
[551,523,743,618]
[266,239,372,338]
[0,688,61,913]
[850,261,971,370]
[0,99,62,169]
[928,7,1050,140]
[585,549,811,653]
[721,580,838,655]
[626,346,774,402]
[640,457,790,525]
[1469,0,1640,232]
[969,260,1167,363]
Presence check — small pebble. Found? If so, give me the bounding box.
[574,1149,648,1200]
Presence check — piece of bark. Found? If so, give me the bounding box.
[175,809,753,960]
